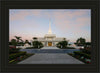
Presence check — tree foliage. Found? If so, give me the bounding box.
[10,39,17,46]
[56,41,68,48]
[32,41,43,48]
[14,36,25,46]
[25,40,29,44]
[76,37,86,46]
[33,37,37,40]
[15,36,21,43]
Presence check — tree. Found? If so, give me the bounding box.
[56,41,68,48]
[33,37,37,40]
[25,40,29,44]
[19,39,24,46]
[18,42,24,46]
[84,42,91,49]
[76,37,86,46]
[32,41,43,48]
[68,43,71,46]
[24,40,31,46]
[15,36,21,43]
[63,38,66,41]
[10,39,17,46]
[20,39,24,42]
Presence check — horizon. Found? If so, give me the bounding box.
[9,9,91,42]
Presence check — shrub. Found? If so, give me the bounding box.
[32,41,43,48]
[74,51,81,55]
[74,51,91,59]
[9,52,26,60]
[9,59,15,63]
[9,48,21,54]
[83,54,91,59]
[80,49,91,54]
[56,41,68,48]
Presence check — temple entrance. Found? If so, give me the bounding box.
[48,42,52,46]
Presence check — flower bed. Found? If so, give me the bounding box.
[68,51,91,64]
[74,51,91,59]
[9,48,21,54]
[9,51,27,60]
[9,53,34,64]
[9,47,34,64]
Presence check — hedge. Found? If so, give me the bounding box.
[80,49,91,54]
[9,52,26,60]
[9,48,21,54]
[74,51,91,59]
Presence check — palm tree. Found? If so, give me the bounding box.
[20,39,24,42]
[15,36,21,43]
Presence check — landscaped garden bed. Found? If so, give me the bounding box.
[9,48,34,64]
[9,53,33,64]
[68,49,91,64]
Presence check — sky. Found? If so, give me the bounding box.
[9,9,91,42]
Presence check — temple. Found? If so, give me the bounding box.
[32,21,67,47]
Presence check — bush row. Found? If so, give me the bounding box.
[9,52,26,60]
[9,48,21,54]
[9,53,33,64]
[80,49,91,54]
[74,51,91,59]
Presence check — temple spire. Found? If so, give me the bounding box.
[48,20,52,34]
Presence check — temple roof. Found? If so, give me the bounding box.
[44,34,56,38]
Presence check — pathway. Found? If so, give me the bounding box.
[41,47,59,49]
[18,53,84,64]
[20,49,80,53]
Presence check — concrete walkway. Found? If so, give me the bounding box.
[18,53,84,64]
[20,49,80,53]
[41,47,59,49]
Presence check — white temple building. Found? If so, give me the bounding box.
[32,21,67,47]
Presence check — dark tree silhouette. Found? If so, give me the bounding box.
[25,40,29,43]
[76,37,86,46]
[14,36,21,43]
[32,41,43,48]
[56,41,68,48]
[10,39,17,46]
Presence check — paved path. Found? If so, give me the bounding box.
[20,49,80,53]
[41,47,59,49]
[18,53,84,64]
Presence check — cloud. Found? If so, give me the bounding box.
[9,9,42,21]
[9,9,91,42]
[10,10,30,21]
[51,10,91,42]
[51,10,91,34]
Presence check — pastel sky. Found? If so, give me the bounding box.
[9,9,91,42]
